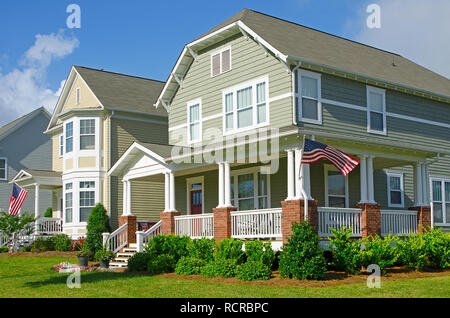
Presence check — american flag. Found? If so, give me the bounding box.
[302,139,359,176]
[9,184,28,215]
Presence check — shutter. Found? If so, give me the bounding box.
[211,53,220,76]
[221,49,231,72]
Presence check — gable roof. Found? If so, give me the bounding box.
[0,107,50,142]
[155,9,450,110]
[47,66,167,132]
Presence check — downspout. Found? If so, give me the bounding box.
[292,62,302,126]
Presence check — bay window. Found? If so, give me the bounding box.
[296,70,322,124]
[65,122,73,153]
[367,86,386,135]
[431,178,450,225]
[80,119,95,150]
[223,77,269,134]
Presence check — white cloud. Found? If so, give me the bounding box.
[353,0,450,79]
[0,30,79,125]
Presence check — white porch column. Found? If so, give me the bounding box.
[126,180,132,216]
[294,148,303,199]
[164,172,170,212]
[217,162,224,207]
[301,162,312,199]
[367,156,375,203]
[286,149,295,200]
[224,162,232,207]
[122,180,128,216]
[34,184,40,219]
[359,155,368,203]
[169,172,176,211]
[415,162,423,206]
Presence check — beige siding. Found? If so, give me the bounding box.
[63,75,101,112]
[51,133,63,172]
[78,156,96,168]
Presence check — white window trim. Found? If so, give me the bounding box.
[430,177,450,226]
[0,157,7,181]
[230,166,271,211]
[222,75,270,136]
[76,87,80,105]
[187,98,202,144]
[79,180,96,225]
[186,176,204,215]
[366,86,387,135]
[210,46,232,77]
[59,134,64,158]
[296,69,322,125]
[387,172,405,208]
[324,164,349,208]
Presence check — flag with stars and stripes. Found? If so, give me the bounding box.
[8,184,28,216]
[302,139,359,176]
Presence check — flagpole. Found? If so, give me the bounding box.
[299,135,308,221]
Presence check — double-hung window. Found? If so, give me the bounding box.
[187,99,201,143]
[65,122,73,153]
[0,158,7,180]
[59,135,64,157]
[296,70,322,124]
[431,178,450,225]
[211,47,231,77]
[367,86,386,135]
[325,165,348,208]
[230,168,270,211]
[79,181,95,222]
[223,77,268,133]
[387,173,404,207]
[65,183,73,223]
[80,119,95,150]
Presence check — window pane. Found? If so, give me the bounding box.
[301,76,318,99]
[258,173,267,196]
[329,196,346,208]
[258,197,268,209]
[369,92,383,112]
[433,203,443,223]
[80,119,95,135]
[80,135,95,150]
[370,112,384,131]
[80,208,92,222]
[237,87,252,110]
[328,170,345,196]
[446,203,450,224]
[390,176,401,190]
[65,183,72,190]
[256,82,266,103]
[257,103,266,124]
[221,49,231,72]
[226,113,233,131]
[433,181,442,201]
[302,98,318,120]
[230,180,234,200]
[237,108,252,128]
[66,122,73,137]
[0,169,5,179]
[225,93,233,113]
[60,135,64,155]
[239,198,254,211]
[238,173,254,199]
[190,123,200,141]
[66,138,73,153]
[390,191,402,205]
[212,54,220,76]
[445,182,450,202]
[80,181,95,189]
[189,104,199,122]
[0,160,4,169]
[65,208,72,223]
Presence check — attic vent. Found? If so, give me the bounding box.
[211,48,231,77]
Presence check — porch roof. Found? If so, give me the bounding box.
[10,169,62,189]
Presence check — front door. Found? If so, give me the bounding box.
[190,189,202,215]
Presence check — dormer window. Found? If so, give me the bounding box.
[211,47,231,77]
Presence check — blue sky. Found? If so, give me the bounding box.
[0,0,449,125]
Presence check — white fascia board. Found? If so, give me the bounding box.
[72,67,105,109]
[9,170,33,184]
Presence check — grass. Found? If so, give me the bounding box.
[0,255,449,298]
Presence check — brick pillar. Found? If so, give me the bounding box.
[281,199,318,243]
[160,211,181,235]
[213,206,237,241]
[119,215,137,244]
[355,203,381,238]
[409,206,431,233]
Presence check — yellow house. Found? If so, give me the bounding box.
[12,66,168,238]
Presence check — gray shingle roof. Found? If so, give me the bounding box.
[73,66,168,116]
[197,9,450,99]
[0,107,49,139]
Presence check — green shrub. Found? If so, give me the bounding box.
[327,226,362,274]
[0,246,8,253]
[279,221,327,280]
[187,238,215,262]
[423,228,450,269]
[127,252,153,272]
[85,204,110,258]
[144,234,190,263]
[31,237,55,252]
[201,259,237,278]
[244,241,276,268]
[21,246,32,252]
[147,254,177,274]
[53,234,72,251]
[214,238,244,263]
[359,234,398,273]
[175,256,207,275]
[44,208,53,218]
[236,260,272,281]
[396,233,427,270]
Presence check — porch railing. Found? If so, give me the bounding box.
[231,208,282,239]
[105,223,128,253]
[174,214,214,239]
[0,232,7,247]
[143,220,162,245]
[36,218,63,235]
[381,210,417,237]
[318,207,362,237]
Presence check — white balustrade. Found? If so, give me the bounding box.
[0,232,7,247]
[231,208,282,239]
[106,223,128,253]
[143,220,162,245]
[381,210,417,237]
[318,207,362,237]
[174,214,214,239]
[36,218,63,235]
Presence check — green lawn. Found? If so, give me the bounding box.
[0,255,449,298]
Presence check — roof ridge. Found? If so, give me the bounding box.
[0,106,44,133]
[74,65,165,83]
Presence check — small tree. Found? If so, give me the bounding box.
[44,208,53,218]
[0,210,35,253]
[84,203,110,258]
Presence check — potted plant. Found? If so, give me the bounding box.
[95,245,114,269]
[77,246,90,267]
